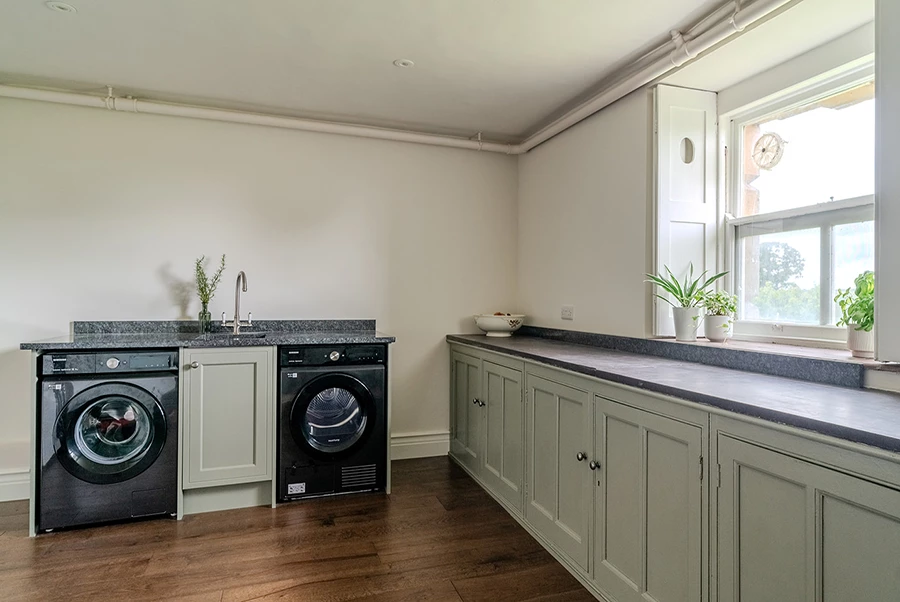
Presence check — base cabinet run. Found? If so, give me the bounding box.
[448,343,900,602]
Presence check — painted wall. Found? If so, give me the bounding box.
[517,89,654,337]
[875,0,900,362]
[0,98,519,480]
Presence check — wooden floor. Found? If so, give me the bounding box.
[0,457,595,601]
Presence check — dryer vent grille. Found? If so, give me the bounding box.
[341,464,376,489]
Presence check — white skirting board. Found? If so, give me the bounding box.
[390,431,450,460]
[0,433,450,504]
[0,469,30,502]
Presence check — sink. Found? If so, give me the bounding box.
[207,332,267,339]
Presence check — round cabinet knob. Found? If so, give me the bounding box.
[329,351,341,362]
[576,452,587,462]
[106,357,120,369]
[191,361,200,369]
[589,460,601,471]
[473,398,479,405]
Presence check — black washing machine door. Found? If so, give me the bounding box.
[54,382,167,485]
[289,373,376,461]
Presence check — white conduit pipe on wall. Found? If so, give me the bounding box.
[0,0,792,155]
[516,0,793,153]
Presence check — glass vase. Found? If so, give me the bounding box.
[198,303,212,334]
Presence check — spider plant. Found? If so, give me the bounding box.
[646,263,728,308]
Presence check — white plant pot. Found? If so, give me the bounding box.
[847,325,875,359]
[704,315,733,343]
[673,307,702,342]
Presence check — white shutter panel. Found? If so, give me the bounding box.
[876,0,900,361]
[653,85,718,337]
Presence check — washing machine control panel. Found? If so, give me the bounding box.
[281,345,386,367]
[41,350,178,375]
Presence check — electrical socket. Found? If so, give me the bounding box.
[561,305,574,320]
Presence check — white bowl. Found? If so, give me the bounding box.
[474,314,526,337]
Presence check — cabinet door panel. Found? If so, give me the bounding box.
[184,348,272,488]
[450,351,481,475]
[481,360,524,512]
[199,362,258,470]
[821,488,900,601]
[594,397,703,602]
[717,435,900,602]
[525,374,592,571]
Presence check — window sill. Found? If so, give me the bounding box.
[652,337,900,373]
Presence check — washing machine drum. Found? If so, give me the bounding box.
[54,383,167,484]
[290,373,375,457]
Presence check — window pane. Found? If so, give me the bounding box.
[739,228,820,324]
[740,84,874,216]
[831,220,875,324]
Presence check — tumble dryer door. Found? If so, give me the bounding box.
[54,382,167,484]
[289,373,376,459]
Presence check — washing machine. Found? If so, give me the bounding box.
[37,349,178,532]
[278,344,387,501]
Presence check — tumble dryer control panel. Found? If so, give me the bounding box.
[280,345,386,367]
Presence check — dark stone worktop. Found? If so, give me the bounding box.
[447,334,900,454]
[21,320,394,350]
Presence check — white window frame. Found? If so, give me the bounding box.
[721,61,875,347]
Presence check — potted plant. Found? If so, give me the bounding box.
[646,263,727,342]
[834,270,875,358]
[195,254,226,334]
[701,290,737,343]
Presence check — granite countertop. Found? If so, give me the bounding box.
[21,320,395,350]
[447,333,900,453]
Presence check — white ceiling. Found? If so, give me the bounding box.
[663,0,874,92]
[0,0,727,141]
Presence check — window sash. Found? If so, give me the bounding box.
[729,198,873,331]
[721,61,875,345]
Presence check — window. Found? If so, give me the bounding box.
[726,74,875,344]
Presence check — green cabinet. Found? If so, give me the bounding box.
[450,349,525,512]
[182,347,275,489]
[717,435,900,602]
[448,342,900,602]
[525,372,593,571]
[450,350,483,476]
[482,360,525,512]
[592,394,704,602]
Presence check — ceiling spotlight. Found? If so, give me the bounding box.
[392,59,415,69]
[45,1,77,13]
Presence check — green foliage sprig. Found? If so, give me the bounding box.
[646,263,728,308]
[835,270,874,332]
[195,254,226,306]
[701,290,737,317]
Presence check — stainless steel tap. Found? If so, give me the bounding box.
[221,271,252,334]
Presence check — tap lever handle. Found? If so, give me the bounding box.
[221,312,227,325]
[247,312,252,326]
